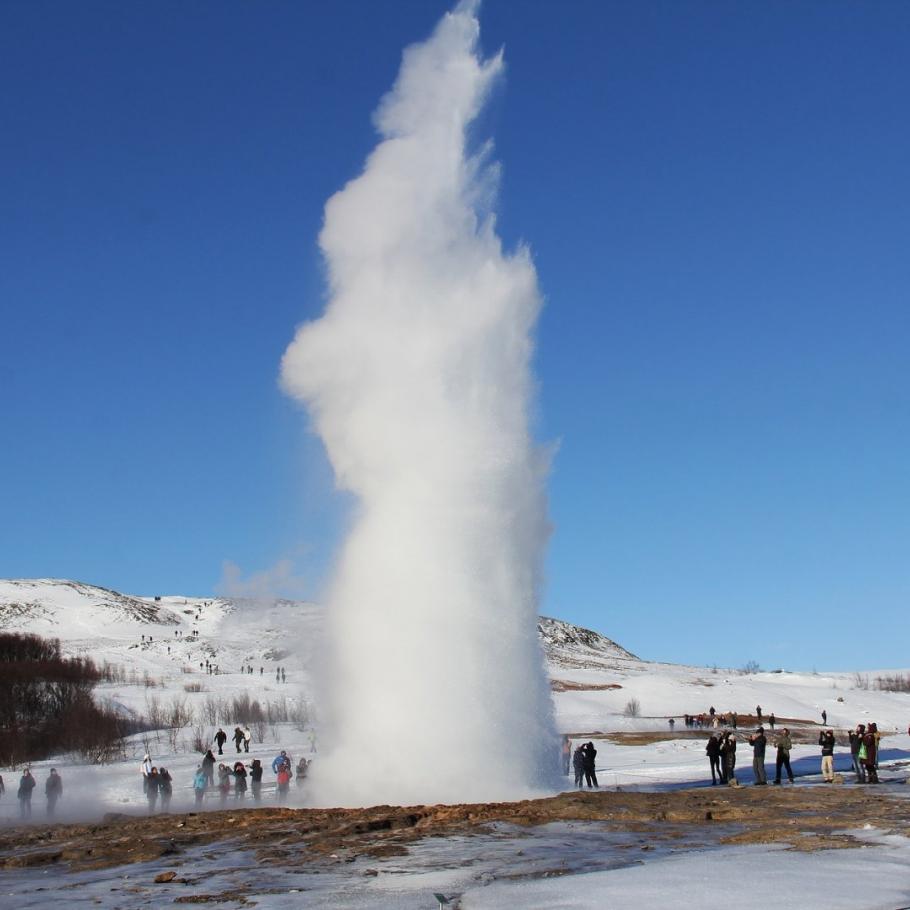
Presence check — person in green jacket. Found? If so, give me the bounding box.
[774,728,795,784]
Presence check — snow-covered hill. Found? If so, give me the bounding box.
[1,577,908,743]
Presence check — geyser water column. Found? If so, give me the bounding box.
[281,1,558,806]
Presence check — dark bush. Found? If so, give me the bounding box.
[0,632,136,765]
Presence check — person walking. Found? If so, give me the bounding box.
[749,727,767,785]
[193,766,207,806]
[706,734,722,785]
[45,769,63,818]
[819,729,836,783]
[863,723,879,783]
[821,709,827,725]
[572,744,585,788]
[232,727,244,754]
[17,769,36,819]
[773,728,795,784]
[849,725,867,783]
[250,759,263,802]
[581,742,598,788]
[214,728,227,756]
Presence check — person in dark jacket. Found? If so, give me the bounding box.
[158,767,173,811]
[233,727,244,754]
[748,727,767,785]
[214,728,227,755]
[146,767,160,812]
[202,749,216,786]
[581,742,598,788]
[863,723,879,783]
[706,734,722,785]
[250,759,263,802]
[233,761,247,799]
[773,729,794,784]
[45,769,63,817]
[721,731,737,783]
[819,730,836,783]
[18,769,36,819]
[572,745,585,788]
[849,725,866,783]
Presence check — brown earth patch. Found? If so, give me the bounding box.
[0,786,906,873]
[551,680,623,692]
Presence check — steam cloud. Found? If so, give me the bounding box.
[281,0,557,805]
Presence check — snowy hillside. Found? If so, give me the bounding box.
[1,577,908,747]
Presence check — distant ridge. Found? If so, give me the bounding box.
[0,578,638,671]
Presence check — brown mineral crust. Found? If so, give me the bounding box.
[0,786,906,873]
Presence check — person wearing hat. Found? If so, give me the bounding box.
[819,729,836,783]
[748,726,767,785]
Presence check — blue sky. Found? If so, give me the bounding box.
[1,1,907,670]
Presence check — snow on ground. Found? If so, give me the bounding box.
[2,579,909,907]
[462,829,910,910]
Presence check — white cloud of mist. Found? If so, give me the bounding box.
[216,559,309,603]
[281,0,558,806]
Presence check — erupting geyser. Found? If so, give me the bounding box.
[281,0,558,806]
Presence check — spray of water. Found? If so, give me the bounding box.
[281,0,557,806]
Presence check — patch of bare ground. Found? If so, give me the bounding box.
[550,679,622,692]
[0,786,907,873]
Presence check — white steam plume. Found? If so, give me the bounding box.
[281,0,557,806]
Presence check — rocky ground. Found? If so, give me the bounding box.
[2,784,908,876]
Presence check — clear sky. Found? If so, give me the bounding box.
[1,1,907,670]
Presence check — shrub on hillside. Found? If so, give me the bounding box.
[0,631,138,765]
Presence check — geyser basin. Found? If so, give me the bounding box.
[281,0,558,806]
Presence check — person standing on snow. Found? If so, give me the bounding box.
[202,749,216,786]
[140,753,153,794]
[233,762,248,799]
[45,769,62,818]
[193,766,208,806]
[146,767,160,812]
[243,726,252,753]
[849,725,866,783]
[572,745,585,788]
[706,734,722,785]
[250,759,263,802]
[581,742,598,789]
[214,728,227,755]
[232,727,244,754]
[721,731,737,783]
[217,763,232,804]
[18,769,36,819]
[819,729,836,783]
[749,727,767,785]
[272,750,292,802]
[863,723,879,783]
[158,767,173,811]
[773,728,794,784]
